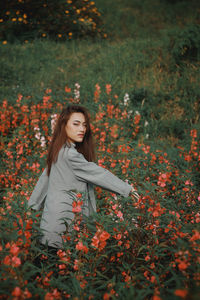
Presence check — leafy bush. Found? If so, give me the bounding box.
[169,24,200,63]
[0,0,105,43]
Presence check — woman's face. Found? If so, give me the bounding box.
[65,112,87,144]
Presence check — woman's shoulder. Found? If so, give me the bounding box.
[63,142,79,159]
[63,143,88,166]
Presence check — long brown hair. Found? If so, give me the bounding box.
[46,105,96,176]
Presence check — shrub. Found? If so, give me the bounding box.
[0,0,106,43]
[128,85,200,143]
[169,24,200,64]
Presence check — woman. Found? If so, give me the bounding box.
[28,105,139,249]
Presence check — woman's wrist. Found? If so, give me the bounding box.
[125,180,139,200]
[131,187,140,200]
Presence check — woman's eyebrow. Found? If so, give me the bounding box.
[73,120,87,124]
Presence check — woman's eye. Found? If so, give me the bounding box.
[73,123,86,127]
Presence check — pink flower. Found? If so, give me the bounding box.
[116,210,123,219]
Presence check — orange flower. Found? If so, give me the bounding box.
[65,86,71,93]
[45,292,53,300]
[10,244,20,256]
[59,264,66,270]
[150,275,156,283]
[76,193,82,198]
[106,84,111,95]
[110,124,118,138]
[134,114,141,125]
[91,229,110,250]
[23,288,32,298]
[73,259,79,271]
[3,255,11,265]
[114,233,122,240]
[76,241,89,254]
[190,129,197,138]
[178,261,188,271]
[12,287,21,297]
[174,289,187,298]
[103,293,110,300]
[190,230,200,241]
[153,296,162,300]
[91,235,99,248]
[145,255,150,261]
[11,256,21,267]
[99,230,110,242]
[94,84,101,102]
[72,200,83,213]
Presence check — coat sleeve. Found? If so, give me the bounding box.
[67,148,132,198]
[28,167,49,210]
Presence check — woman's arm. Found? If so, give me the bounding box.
[67,147,133,198]
[28,168,49,210]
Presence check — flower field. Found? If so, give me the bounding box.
[0,84,199,299]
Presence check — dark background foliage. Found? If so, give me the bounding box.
[0,0,105,42]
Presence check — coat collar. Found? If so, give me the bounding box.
[64,141,76,149]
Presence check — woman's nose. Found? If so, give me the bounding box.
[80,125,85,131]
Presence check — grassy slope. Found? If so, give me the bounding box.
[0,0,199,144]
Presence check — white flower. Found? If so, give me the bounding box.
[75,83,80,89]
[123,93,130,106]
[34,126,39,131]
[35,132,41,140]
[34,127,41,140]
[51,114,58,133]
[74,83,80,100]
[34,127,46,148]
[127,110,133,118]
[135,110,140,115]
[40,136,46,148]
[144,120,149,127]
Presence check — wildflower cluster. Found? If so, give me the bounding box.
[0,0,106,43]
[91,227,110,251]
[0,83,200,299]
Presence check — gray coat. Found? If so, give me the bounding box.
[28,142,132,248]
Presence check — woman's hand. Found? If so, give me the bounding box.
[125,180,140,200]
[131,187,140,201]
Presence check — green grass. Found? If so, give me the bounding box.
[0,37,158,100]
